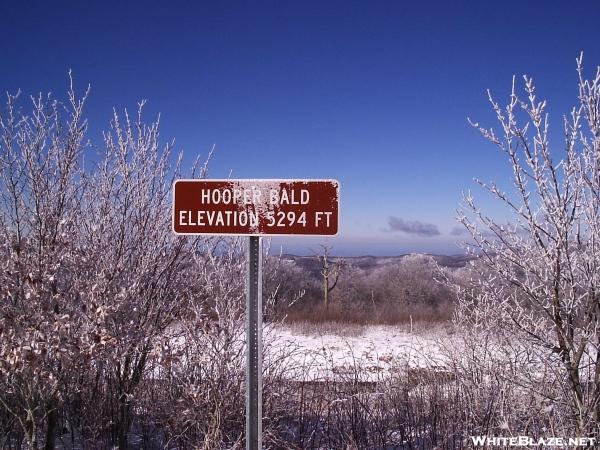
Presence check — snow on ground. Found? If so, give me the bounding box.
[265,323,451,382]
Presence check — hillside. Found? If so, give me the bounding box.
[280,253,475,273]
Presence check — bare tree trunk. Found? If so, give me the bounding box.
[25,414,37,450]
[43,401,57,450]
[117,396,130,450]
[316,245,343,310]
[593,346,600,437]
[115,346,149,450]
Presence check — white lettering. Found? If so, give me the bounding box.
[201,189,210,204]
[243,189,252,205]
[315,211,333,228]
[222,189,231,204]
[268,188,308,205]
[200,188,262,205]
[280,189,289,204]
[470,436,486,446]
[300,189,309,204]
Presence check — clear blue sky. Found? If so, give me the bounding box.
[2,1,599,255]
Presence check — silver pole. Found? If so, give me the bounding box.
[246,236,262,450]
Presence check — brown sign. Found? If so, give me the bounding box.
[173,179,339,235]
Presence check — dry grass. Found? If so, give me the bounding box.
[286,320,367,337]
[284,300,453,326]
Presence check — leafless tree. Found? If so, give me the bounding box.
[314,244,344,310]
[77,101,200,449]
[0,80,92,449]
[0,78,210,448]
[453,54,600,435]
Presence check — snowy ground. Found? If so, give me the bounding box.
[46,324,455,449]
[265,323,452,382]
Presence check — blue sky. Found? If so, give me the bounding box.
[2,1,600,255]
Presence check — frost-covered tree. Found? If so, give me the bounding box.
[455,54,600,435]
[314,244,344,309]
[0,81,92,448]
[77,103,196,449]
[0,79,209,448]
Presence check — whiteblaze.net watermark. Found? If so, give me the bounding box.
[470,436,595,447]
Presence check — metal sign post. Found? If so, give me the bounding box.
[172,179,339,449]
[246,236,262,450]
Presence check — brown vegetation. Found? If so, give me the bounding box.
[4,56,600,448]
[275,253,458,326]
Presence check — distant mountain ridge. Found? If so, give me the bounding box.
[280,253,475,273]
